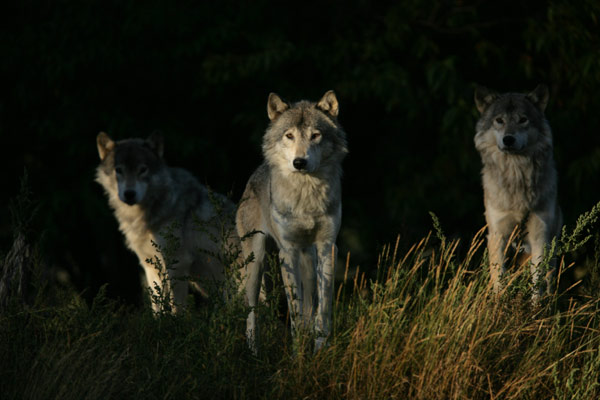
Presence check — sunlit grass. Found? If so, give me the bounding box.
[2,202,600,399]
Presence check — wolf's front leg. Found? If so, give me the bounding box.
[527,213,555,303]
[143,261,173,313]
[279,245,303,332]
[314,242,336,351]
[299,247,317,326]
[242,233,266,355]
[170,265,190,314]
[487,231,508,294]
[485,207,517,294]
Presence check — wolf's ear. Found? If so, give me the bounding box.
[97,132,114,160]
[474,85,498,114]
[267,93,290,121]
[146,131,164,158]
[316,90,339,117]
[526,84,549,113]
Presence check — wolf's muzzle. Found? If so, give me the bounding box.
[124,189,137,205]
[503,135,516,147]
[293,158,308,170]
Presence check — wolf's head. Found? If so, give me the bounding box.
[96,132,164,206]
[262,90,348,174]
[474,85,550,154]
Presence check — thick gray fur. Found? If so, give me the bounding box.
[96,132,236,312]
[237,90,348,353]
[474,85,562,302]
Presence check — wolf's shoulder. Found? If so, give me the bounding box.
[250,163,270,181]
[168,166,201,185]
[244,163,270,192]
[165,166,209,205]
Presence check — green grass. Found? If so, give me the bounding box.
[2,204,600,399]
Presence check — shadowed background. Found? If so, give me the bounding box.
[1,0,599,305]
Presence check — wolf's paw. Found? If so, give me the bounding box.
[314,336,328,353]
[246,331,258,356]
[246,312,258,356]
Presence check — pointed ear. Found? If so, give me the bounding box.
[526,84,549,113]
[267,93,290,121]
[474,85,498,114]
[316,90,339,117]
[146,131,164,158]
[96,132,114,160]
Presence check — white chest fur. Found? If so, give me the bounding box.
[270,170,341,245]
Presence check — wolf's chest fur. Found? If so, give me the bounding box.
[111,200,160,263]
[270,170,340,238]
[482,151,545,212]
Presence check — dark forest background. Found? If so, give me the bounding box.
[1,0,599,305]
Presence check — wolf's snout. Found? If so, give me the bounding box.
[293,158,308,170]
[124,189,137,205]
[503,135,516,147]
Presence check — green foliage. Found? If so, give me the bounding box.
[553,348,600,400]
[559,200,600,255]
[429,211,446,244]
[7,170,38,239]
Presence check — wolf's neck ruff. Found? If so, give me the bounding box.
[477,131,555,213]
[269,163,342,217]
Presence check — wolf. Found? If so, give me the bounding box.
[474,84,562,302]
[96,132,236,312]
[236,90,348,352]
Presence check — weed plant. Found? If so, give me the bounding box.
[2,195,600,398]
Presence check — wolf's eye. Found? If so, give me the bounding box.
[495,117,504,125]
[311,132,321,140]
[518,116,528,124]
[285,132,294,140]
[115,167,123,175]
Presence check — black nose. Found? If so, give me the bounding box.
[293,158,307,170]
[124,190,136,204]
[503,135,516,146]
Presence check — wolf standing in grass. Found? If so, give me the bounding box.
[474,85,562,302]
[237,90,348,352]
[96,132,236,312]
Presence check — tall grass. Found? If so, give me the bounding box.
[2,203,600,399]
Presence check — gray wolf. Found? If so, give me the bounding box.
[236,90,348,352]
[474,84,562,301]
[96,132,236,312]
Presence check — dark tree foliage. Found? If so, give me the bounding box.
[1,0,598,302]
